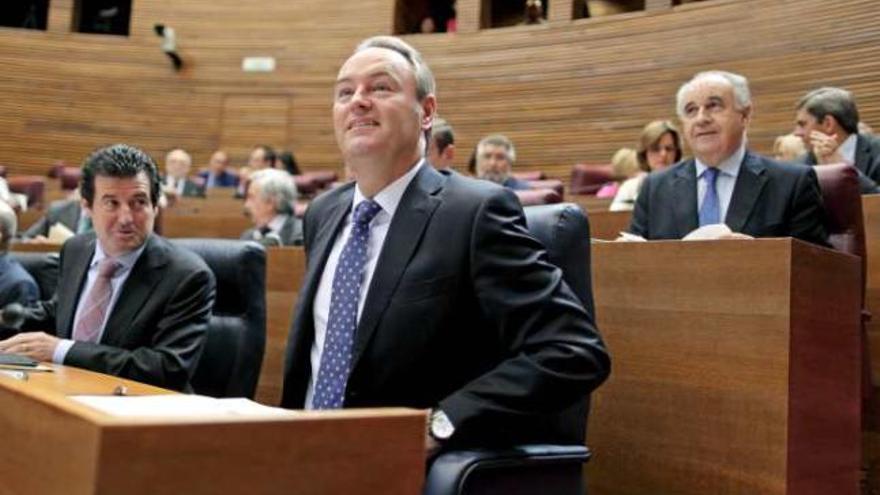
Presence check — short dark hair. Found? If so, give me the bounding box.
[797,87,860,135]
[255,145,277,167]
[431,118,455,153]
[80,144,161,207]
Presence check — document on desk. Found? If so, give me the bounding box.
[70,394,296,419]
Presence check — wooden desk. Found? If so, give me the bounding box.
[10,240,63,252]
[0,365,424,495]
[16,208,45,232]
[587,239,861,495]
[588,210,632,240]
[566,194,613,213]
[256,247,306,406]
[865,195,880,378]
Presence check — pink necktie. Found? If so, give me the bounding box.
[73,258,121,343]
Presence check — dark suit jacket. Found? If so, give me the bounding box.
[0,253,39,307]
[281,165,610,447]
[198,170,240,188]
[240,214,304,246]
[163,177,206,198]
[630,152,829,246]
[22,199,82,239]
[802,133,880,183]
[21,233,216,391]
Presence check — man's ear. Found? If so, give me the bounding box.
[80,198,92,217]
[741,104,753,126]
[444,144,455,161]
[420,94,437,131]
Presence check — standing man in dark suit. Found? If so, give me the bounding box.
[793,86,880,190]
[240,168,303,246]
[281,36,609,451]
[0,144,216,392]
[629,70,828,246]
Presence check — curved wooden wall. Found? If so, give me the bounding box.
[0,0,878,181]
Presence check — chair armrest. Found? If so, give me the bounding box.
[424,445,591,495]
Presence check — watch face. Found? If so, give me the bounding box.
[431,410,455,440]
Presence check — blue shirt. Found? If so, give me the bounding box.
[0,253,39,308]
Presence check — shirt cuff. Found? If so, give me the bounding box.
[52,339,75,364]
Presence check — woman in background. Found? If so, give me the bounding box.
[610,120,683,211]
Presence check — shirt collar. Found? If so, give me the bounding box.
[695,142,746,179]
[268,214,287,233]
[91,239,147,275]
[838,133,858,164]
[352,158,425,219]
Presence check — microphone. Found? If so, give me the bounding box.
[0,303,26,330]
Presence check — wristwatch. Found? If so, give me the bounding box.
[430,409,455,441]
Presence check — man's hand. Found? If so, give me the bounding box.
[809,131,844,165]
[0,332,60,362]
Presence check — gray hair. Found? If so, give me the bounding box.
[250,169,297,215]
[676,70,752,118]
[796,87,860,135]
[477,134,517,164]
[0,200,16,252]
[355,36,436,101]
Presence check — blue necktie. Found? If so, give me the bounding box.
[699,167,720,226]
[312,199,383,409]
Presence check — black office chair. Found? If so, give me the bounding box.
[424,203,596,495]
[10,251,59,302]
[171,239,267,399]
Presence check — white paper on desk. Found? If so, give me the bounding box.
[47,222,75,243]
[682,223,733,241]
[613,231,647,242]
[70,394,295,418]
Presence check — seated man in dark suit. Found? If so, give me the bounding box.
[162,148,206,200]
[281,36,610,452]
[629,70,829,246]
[198,150,240,188]
[0,200,38,308]
[241,168,303,246]
[474,134,532,190]
[0,144,216,392]
[793,87,880,193]
[20,196,91,241]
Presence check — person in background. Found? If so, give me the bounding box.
[162,148,205,203]
[199,150,239,188]
[773,134,807,162]
[0,200,39,309]
[597,148,640,198]
[610,120,683,211]
[428,118,456,170]
[475,134,531,190]
[241,169,303,246]
[277,150,302,176]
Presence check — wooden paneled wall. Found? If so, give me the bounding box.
[1,0,878,182]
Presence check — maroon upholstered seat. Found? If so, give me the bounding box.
[569,164,613,195]
[814,163,871,403]
[526,179,564,196]
[512,170,545,181]
[293,174,320,195]
[7,176,46,210]
[59,167,83,191]
[514,188,562,206]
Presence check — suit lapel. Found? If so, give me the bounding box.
[725,152,768,232]
[672,161,699,237]
[57,236,95,338]
[855,134,870,172]
[100,235,168,346]
[351,166,445,368]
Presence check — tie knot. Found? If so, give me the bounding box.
[97,258,121,279]
[353,200,382,226]
[702,167,720,184]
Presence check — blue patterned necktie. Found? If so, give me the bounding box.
[312,199,383,409]
[699,167,720,226]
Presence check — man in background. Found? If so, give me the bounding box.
[199,150,239,188]
[0,200,39,308]
[241,168,303,246]
[475,134,531,190]
[163,148,205,199]
[427,117,456,170]
[629,70,828,245]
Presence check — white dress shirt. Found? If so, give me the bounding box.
[305,159,425,409]
[837,133,858,165]
[695,143,746,224]
[53,242,147,363]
